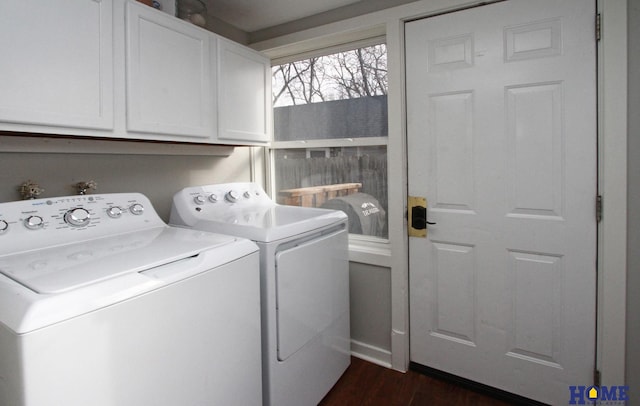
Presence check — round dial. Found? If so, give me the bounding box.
[64,208,91,227]
[0,220,8,234]
[225,190,240,203]
[243,191,252,199]
[194,195,206,205]
[208,194,218,203]
[130,203,144,215]
[24,215,44,230]
[106,206,123,219]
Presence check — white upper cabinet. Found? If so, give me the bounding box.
[217,38,271,144]
[125,1,214,140]
[0,0,270,146]
[0,0,113,131]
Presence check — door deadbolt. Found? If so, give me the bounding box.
[408,196,435,238]
[412,206,427,230]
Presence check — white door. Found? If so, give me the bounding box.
[406,1,596,404]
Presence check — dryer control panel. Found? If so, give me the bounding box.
[184,182,271,209]
[170,182,275,228]
[0,193,164,256]
[170,182,347,242]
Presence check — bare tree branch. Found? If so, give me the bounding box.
[272,44,387,106]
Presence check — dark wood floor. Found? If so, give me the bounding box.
[319,357,515,406]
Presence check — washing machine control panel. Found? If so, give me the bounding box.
[0,193,165,256]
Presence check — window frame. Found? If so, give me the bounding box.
[267,38,390,247]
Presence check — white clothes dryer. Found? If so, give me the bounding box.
[170,182,350,406]
[0,193,262,406]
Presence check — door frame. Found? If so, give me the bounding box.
[595,0,627,386]
[393,0,627,384]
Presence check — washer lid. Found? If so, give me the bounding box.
[0,226,236,294]
[187,205,347,242]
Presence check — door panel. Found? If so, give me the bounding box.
[406,1,596,403]
[430,91,475,212]
[506,83,564,219]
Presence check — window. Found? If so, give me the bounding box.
[270,43,388,239]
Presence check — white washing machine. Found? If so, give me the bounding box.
[0,193,262,406]
[170,182,350,406]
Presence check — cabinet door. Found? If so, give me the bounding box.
[0,0,113,130]
[126,1,213,139]
[217,38,271,144]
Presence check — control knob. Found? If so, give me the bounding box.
[194,195,206,205]
[24,215,44,230]
[208,194,218,203]
[225,190,240,203]
[64,208,91,227]
[129,203,144,215]
[243,191,252,199]
[0,220,8,234]
[106,206,124,219]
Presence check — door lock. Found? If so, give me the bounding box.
[408,196,435,238]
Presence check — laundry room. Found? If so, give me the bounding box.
[0,0,636,405]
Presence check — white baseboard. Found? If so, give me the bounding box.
[350,339,392,369]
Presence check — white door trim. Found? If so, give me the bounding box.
[597,0,627,386]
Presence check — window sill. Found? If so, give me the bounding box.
[348,236,391,267]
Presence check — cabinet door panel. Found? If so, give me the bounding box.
[126,2,213,139]
[0,0,113,130]
[217,39,270,143]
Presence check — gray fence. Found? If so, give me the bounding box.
[274,154,388,214]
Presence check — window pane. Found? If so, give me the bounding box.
[274,95,387,141]
[271,44,388,239]
[272,44,387,108]
[274,147,388,239]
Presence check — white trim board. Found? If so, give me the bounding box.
[0,134,235,156]
[597,0,627,386]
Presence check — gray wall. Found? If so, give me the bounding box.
[350,262,391,353]
[627,0,639,397]
[0,147,253,222]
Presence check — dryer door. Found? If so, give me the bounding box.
[275,226,348,361]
